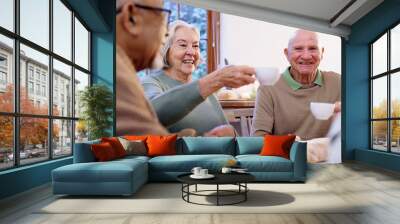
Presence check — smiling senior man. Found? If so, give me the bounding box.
[251,29,341,162]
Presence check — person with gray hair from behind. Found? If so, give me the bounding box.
[141,20,256,136]
[116,0,188,136]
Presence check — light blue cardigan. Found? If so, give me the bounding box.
[141,69,229,135]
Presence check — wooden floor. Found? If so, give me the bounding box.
[1,162,400,224]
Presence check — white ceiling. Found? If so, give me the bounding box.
[173,0,384,38]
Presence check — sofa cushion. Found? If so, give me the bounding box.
[124,135,148,141]
[52,159,146,183]
[147,135,178,157]
[260,135,296,159]
[91,142,118,161]
[178,137,235,155]
[148,154,235,172]
[115,155,150,163]
[101,137,127,158]
[236,137,264,155]
[118,137,147,156]
[236,155,293,172]
[52,158,148,195]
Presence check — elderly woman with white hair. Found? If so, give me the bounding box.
[141,20,255,136]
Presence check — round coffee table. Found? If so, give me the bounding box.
[177,173,255,206]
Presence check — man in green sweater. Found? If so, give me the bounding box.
[252,29,341,163]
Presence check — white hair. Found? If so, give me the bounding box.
[160,20,200,68]
[287,29,320,49]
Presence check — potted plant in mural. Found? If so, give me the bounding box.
[79,84,113,140]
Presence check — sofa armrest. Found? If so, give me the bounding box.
[73,140,100,163]
[289,141,307,181]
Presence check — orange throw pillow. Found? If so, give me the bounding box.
[91,142,117,161]
[146,135,178,157]
[260,135,296,159]
[101,137,126,158]
[124,135,148,141]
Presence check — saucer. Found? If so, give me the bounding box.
[190,174,215,179]
[232,170,249,174]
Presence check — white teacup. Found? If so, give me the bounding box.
[221,167,232,174]
[199,169,208,176]
[310,102,335,120]
[191,167,202,176]
[255,67,281,86]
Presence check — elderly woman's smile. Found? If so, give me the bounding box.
[182,59,195,64]
[165,26,201,77]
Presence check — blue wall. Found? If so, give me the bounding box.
[91,0,115,135]
[0,158,72,199]
[344,0,400,170]
[0,0,115,200]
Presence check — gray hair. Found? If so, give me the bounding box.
[160,20,200,68]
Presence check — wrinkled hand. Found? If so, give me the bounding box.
[204,125,236,137]
[306,137,329,163]
[215,65,256,88]
[176,128,197,137]
[198,65,256,98]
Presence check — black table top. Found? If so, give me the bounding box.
[177,172,255,185]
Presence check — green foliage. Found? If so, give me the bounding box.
[372,99,400,141]
[79,84,113,140]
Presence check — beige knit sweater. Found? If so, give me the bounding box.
[115,45,169,136]
[251,71,341,140]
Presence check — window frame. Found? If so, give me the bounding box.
[0,0,92,171]
[370,20,400,154]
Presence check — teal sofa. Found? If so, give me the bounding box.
[52,137,307,196]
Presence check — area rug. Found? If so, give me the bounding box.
[38,183,361,214]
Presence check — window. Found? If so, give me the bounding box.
[0,55,7,67]
[0,35,13,113]
[74,69,89,119]
[53,0,72,60]
[0,116,13,170]
[53,59,71,117]
[20,0,49,49]
[28,81,34,94]
[53,120,72,158]
[0,0,91,170]
[0,71,6,85]
[35,70,41,81]
[28,67,34,80]
[41,73,46,82]
[75,17,89,70]
[42,85,46,97]
[371,23,400,154]
[35,83,40,95]
[0,0,14,32]
[163,0,218,79]
[0,54,8,88]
